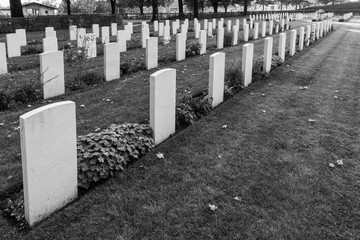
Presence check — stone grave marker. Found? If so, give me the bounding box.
[263,37,273,74]
[242,43,254,87]
[42,37,58,53]
[92,24,100,38]
[116,30,127,52]
[146,37,158,70]
[20,101,77,226]
[104,43,120,81]
[199,30,207,54]
[69,25,77,40]
[150,69,176,145]
[101,26,110,44]
[217,27,224,49]
[111,23,117,36]
[6,33,21,57]
[209,52,225,108]
[278,33,286,62]
[0,43,8,74]
[84,34,97,58]
[290,29,297,56]
[176,33,186,61]
[40,51,65,99]
[16,29,27,46]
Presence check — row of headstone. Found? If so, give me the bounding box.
[343,12,353,21]
[5,28,27,58]
[19,17,336,226]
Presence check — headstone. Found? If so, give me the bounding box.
[124,25,132,41]
[306,25,311,46]
[280,18,285,31]
[269,20,273,35]
[141,25,150,48]
[164,25,171,40]
[311,24,316,42]
[69,25,77,41]
[232,26,238,45]
[92,24,100,38]
[116,30,127,52]
[146,37,158,70]
[6,33,21,57]
[104,43,120,81]
[20,101,77,226]
[315,23,320,40]
[253,22,259,40]
[261,21,266,37]
[207,22,213,37]
[263,37,273,74]
[209,52,225,108]
[290,29,297,56]
[165,20,170,27]
[159,22,164,37]
[199,30,207,54]
[42,37,58,53]
[217,27,224,49]
[242,19,247,27]
[278,32,286,62]
[128,22,133,34]
[275,24,279,34]
[227,20,232,33]
[111,23,117,36]
[76,28,86,48]
[45,30,56,38]
[40,51,65,99]
[154,21,159,32]
[101,26,110,44]
[172,21,178,35]
[0,43,8,74]
[195,22,200,39]
[249,18,253,29]
[299,27,304,51]
[176,33,186,61]
[204,19,208,30]
[242,43,254,87]
[243,24,249,42]
[84,34,97,58]
[150,69,176,145]
[319,21,324,37]
[16,29,27,46]
[212,18,216,28]
[45,27,54,32]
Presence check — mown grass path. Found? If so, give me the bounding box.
[2,18,360,239]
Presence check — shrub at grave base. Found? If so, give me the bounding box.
[185,40,202,57]
[77,123,155,189]
[76,72,104,86]
[223,32,233,47]
[0,90,12,111]
[4,190,27,229]
[21,46,42,55]
[225,66,243,95]
[12,84,42,104]
[127,38,142,50]
[120,58,146,76]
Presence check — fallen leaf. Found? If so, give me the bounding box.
[156,153,164,159]
[0,123,4,126]
[308,119,316,122]
[262,110,266,113]
[80,104,85,108]
[234,197,241,201]
[261,94,266,97]
[27,105,32,108]
[334,96,338,99]
[329,163,335,168]
[336,159,343,165]
[222,125,228,129]
[208,204,218,211]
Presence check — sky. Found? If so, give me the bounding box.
[0,0,61,8]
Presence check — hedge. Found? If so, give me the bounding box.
[0,13,122,33]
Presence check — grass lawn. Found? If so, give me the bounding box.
[1,20,359,239]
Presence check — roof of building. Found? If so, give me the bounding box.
[22,2,57,9]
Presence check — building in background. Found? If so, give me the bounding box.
[0,2,57,17]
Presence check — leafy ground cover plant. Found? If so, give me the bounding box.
[185,40,202,57]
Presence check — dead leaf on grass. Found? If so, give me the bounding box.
[336,159,344,166]
[222,125,228,129]
[208,204,218,211]
[329,163,335,168]
[234,197,241,201]
[156,153,164,159]
[308,119,316,123]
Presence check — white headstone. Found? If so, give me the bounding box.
[111,23,117,36]
[0,43,8,74]
[16,29,27,46]
[199,30,207,55]
[154,20,159,32]
[232,26,238,45]
[146,37,158,70]
[6,33,20,57]
[69,25,77,40]
[242,43,254,87]
[141,25,150,48]
[263,37,273,74]
[278,33,286,62]
[209,52,225,108]
[253,22,259,40]
[150,69,176,145]
[42,37,58,53]
[207,22,213,37]
[290,29,297,56]
[299,27,304,51]
[45,27,54,32]
[101,26,110,44]
[172,21,178,35]
[195,22,200,39]
[227,20,232,33]
[84,34,97,58]
[164,25,171,40]
[128,22,133,34]
[261,21,266,37]
[124,25,132,41]
[217,27,224,49]
[269,20,273,35]
[243,24,249,42]
[305,25,311,46]
[92,24,100,38]
[104,43,120,81]
[45,30,56,38]
[40,51,65,99]
[249,18,253,29]
[20,101,77,226]
[116,30,127,52]
[76,28,86,48]
[176,33,186,61]
[159,22,164,37]
[204,19,208,30]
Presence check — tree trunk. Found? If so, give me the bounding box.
[224,6,228,13]
[201,0,204,13]
[262,3,265,11]
[9,0,24,18]
[110,0,116,14]
[280,2,283,10]
[139,4,144,14]
[66,0,71,15]
[193,0,199,19]
[332,0,335,5]
[212,2,218,12]
[178,0,184,18]
[244,0,248,15]
[151,0,158,22]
